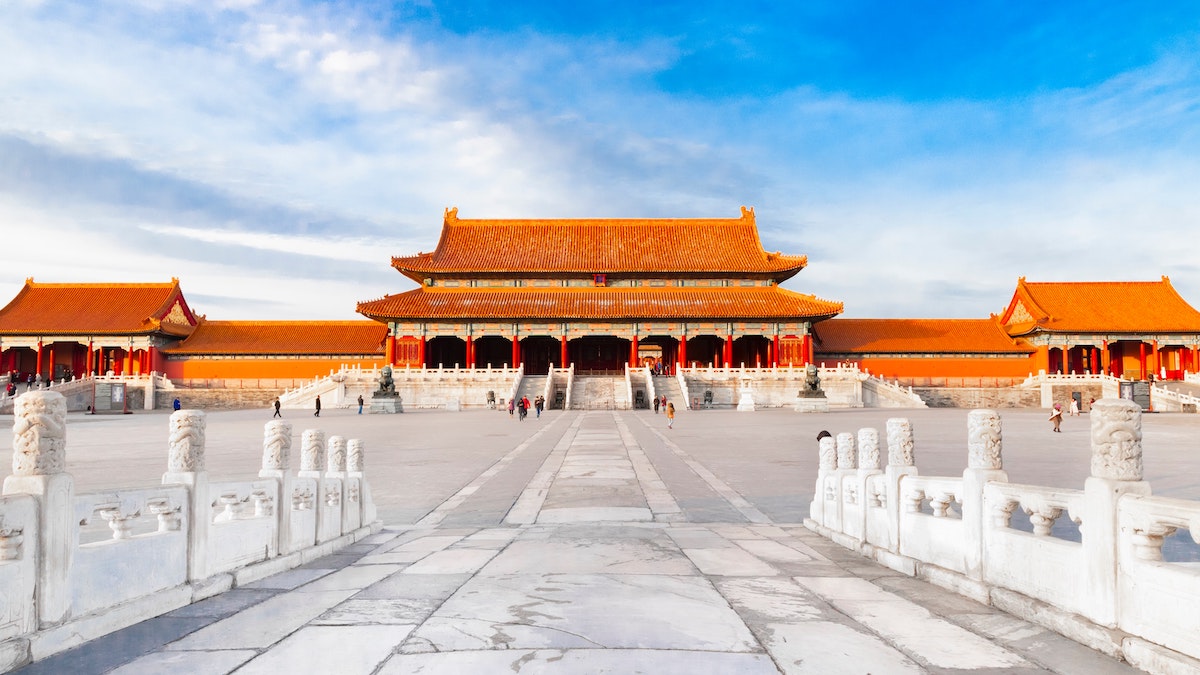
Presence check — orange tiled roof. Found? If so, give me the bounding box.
[165,321,387,355]
[392,206,807,281]
[357,286,843,321]
[0,278,197,337]
[1001,278,1200,334]
[814,318,1033,354]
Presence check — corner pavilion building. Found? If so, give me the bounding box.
[356,207,843,373]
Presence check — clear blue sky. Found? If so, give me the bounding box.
[3,1,1199,319]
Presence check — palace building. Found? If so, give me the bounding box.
[3,208,1200,407]
[356,207,844,374]
[0,279,199,379]
[812,278,1200,385]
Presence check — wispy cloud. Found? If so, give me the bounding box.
[2,0,1199,322]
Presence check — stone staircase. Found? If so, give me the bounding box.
[653,374,684,408]
[568,375,627,409]
[515,376,547,403]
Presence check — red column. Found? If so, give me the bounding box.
[35,341,43,377]
[1152,340,1160,379]
[801,335,811,366]
[560,337,569,369]
[385,335,395,364]
[772,335,780,367]
[630,335,639,367]
[724,334,733,367]
[466,335,474,368]
[418,336,426,368]
[679,335,687,368]
[86,341,94,376]
[1091,347,1100,374]
[97,346,105,375]
[1139,342,1147,379]
[512,336,521,368]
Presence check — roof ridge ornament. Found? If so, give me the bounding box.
[444,206,459,224]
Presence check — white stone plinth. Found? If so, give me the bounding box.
[369,397,403,414]
[736,391,756,412]
[794,397,829,413]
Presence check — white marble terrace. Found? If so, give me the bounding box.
[0,391,380,669]
[807,398,1200,672]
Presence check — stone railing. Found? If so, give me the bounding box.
[643,364,657,410]
[0,392,380,671]
[507,363,524,408]
[676,369,691,410]
[564,363,575,410]
[542,364,557,409]
[806,401,1200,672]
[1149,383,1200,412]
[862,374,928,408]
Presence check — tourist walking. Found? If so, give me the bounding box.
[508,398,515,416]
[357,394,364,414]
[653,396,660,414]
[314,394,321,417]
[666,402,675,429]
[1069,398,1079,416]
[173,397,181,411]
[1048,403,1062,432]
[517,397,527,421]
[535,395,544,418]
[273,398,282,418]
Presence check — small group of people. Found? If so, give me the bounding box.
[1048,397,1095,432]
[651,358,671,377]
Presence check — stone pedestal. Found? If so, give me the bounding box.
[736,390,756,411]
[794,396,829,412]
[370,396,403,414]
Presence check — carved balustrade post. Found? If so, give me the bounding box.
[327,436,348,537]
[963,409,1009,580]
[3,391,74,625]
[883,418,919,554]
[1081,398,1152,626]
[259,420,294,554]
[809,435,838,526]
[854,427,883,543]
[831,432,857,534]
[298,429,329,545]
[347,439,376,527]
[162,409,209,581]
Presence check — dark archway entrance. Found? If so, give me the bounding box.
[639,336,679,371]
[427,336,466,369]
[473,336,512,368]
[521,337,559,375]
[685,336,725,367]
[569,336,630,373]
[733,336,771,368]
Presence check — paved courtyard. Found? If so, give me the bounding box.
[6,404,1197,674]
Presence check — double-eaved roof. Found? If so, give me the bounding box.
[391,206,808,282]
[0,278,197,337]
[365,207,839,324]
[1001,277,1200,335]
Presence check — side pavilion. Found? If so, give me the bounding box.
[357,207,844,374]
[0,278,198,381]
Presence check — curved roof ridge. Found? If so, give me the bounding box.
[391,207,807,281]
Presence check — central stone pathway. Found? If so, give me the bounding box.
[17,412,1143,674]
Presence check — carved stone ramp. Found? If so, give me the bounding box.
[9,410,1147,675]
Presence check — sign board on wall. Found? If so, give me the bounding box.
[92,382,130,414]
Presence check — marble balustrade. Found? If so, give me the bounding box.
[806,400,1200,668]
[0,391,380,668]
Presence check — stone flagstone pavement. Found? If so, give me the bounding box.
[9,410,1150,674]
